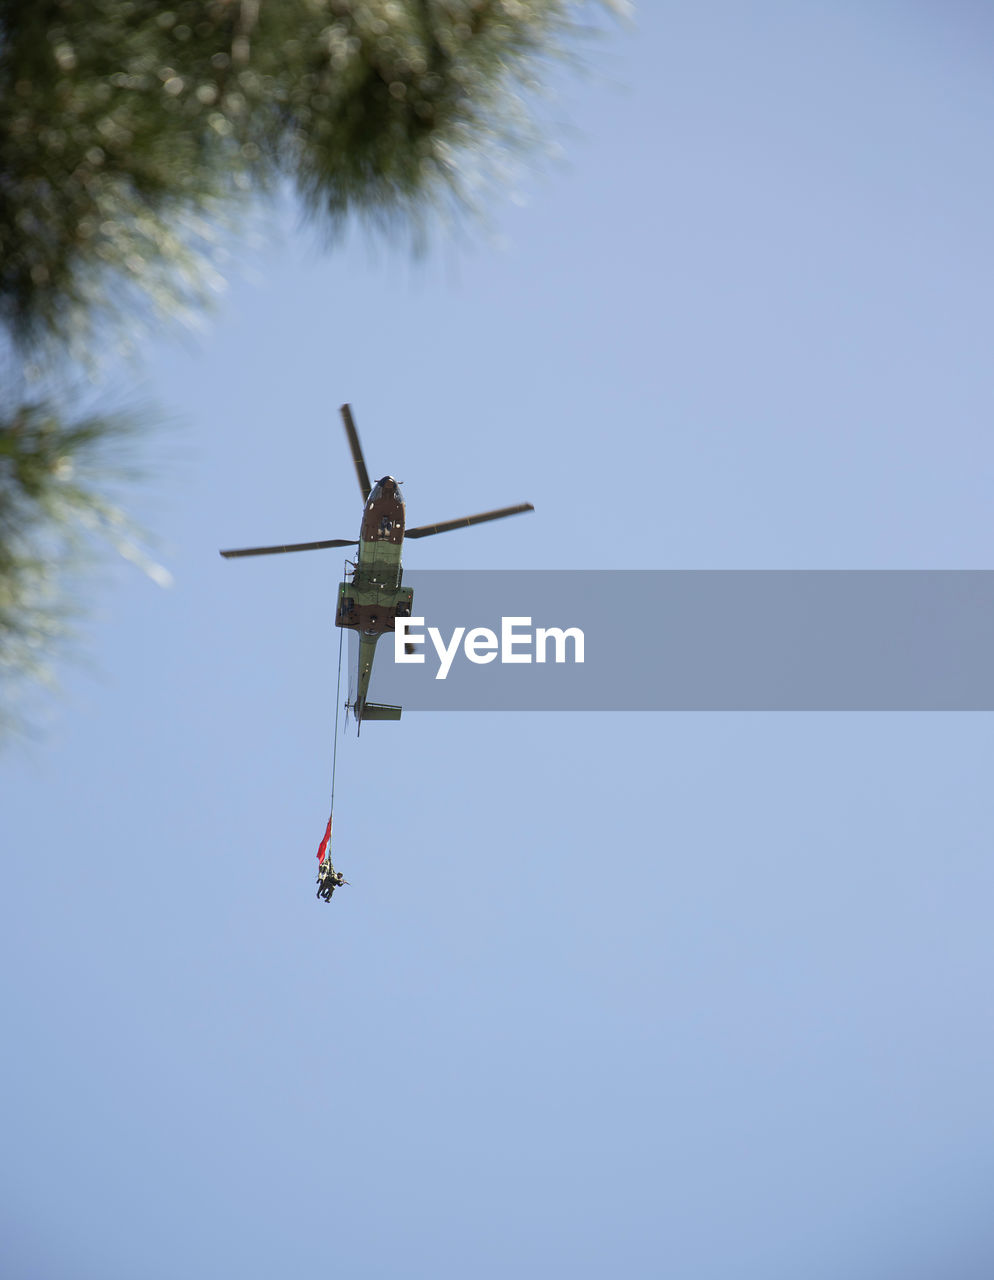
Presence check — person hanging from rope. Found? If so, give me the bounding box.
[316,862,348,902]
[316,814,348,902]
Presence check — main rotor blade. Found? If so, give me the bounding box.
[405,503,534,540]
[340,404,372,503]
[220,539,358,559]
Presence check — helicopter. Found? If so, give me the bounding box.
[220,405,533,729]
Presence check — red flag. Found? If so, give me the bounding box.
[317,815,333,862]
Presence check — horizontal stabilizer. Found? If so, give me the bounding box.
[361,703,402,721]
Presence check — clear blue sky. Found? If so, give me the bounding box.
[5,4,994,1277]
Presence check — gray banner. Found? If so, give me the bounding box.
[345,571,994,710]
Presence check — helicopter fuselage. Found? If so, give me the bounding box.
[335,476,413,723]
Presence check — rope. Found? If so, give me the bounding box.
[329,580,346,816]
[318,578,347,876]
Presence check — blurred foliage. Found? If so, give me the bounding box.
[0,0,625,725]
[0,398,168,728]
[0,0,623,347]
